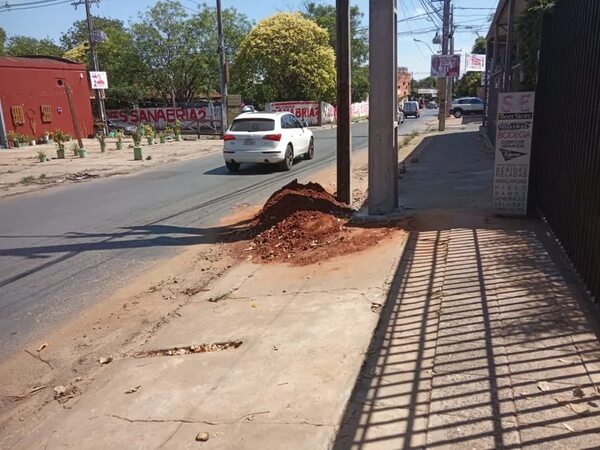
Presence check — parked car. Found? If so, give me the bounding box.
[449,97,484,118]
[241,105,255,113]
[107,119,137,135]
[223,112,314,172]
[403,101,420,119]
[427,101,438,109]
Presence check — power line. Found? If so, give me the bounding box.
[0,0,72,12]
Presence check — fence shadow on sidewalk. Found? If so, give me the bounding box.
[333,223,600,449]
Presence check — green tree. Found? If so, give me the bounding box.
[131,1,251,104]
[5,36,63,57]
[516,0,555,90]
[303,2,368,102]
[411,76,437,97]
[454,72,481,97]
[472,37,486,54]
[0,27,6,55]
[233,13,336,105]
[61,17,147,108]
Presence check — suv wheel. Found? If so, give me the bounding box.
[225,161,240,172]
[305,138,314,160]
[279,145,294,171]
[453,109,463,119]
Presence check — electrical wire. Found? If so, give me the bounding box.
[0,0,72,12]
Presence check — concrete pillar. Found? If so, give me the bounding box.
[368,0,398,215]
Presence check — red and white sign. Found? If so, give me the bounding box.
[89,71,108,89]
[267,101,323,126]
[493,91,536,215]
[465,54,486,72]
[107,106,222,131]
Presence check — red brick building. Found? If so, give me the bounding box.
[397,67,412,105]
[0,56,93,146]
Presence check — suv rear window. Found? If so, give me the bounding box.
[404,102,416,111]
[230,119,275,132]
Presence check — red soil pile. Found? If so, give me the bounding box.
[247,180,396,265]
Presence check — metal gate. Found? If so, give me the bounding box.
[530,0,600,301]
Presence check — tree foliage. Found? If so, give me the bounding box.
[61,17,147,108]
[454,72,481,97]
[516,0,555,90]
[5,36,63,57]
[233,13,336,105]
[411,76,437,97]
[472,37,486,54]
[0,27,6,56]
[303,2,369,102]
[131,1,251,104]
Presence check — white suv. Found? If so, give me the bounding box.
[223,112,315,172]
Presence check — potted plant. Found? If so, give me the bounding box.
[65,133,72,142]
[145,124,155,145]
[69,142,79,157]
[14,134,28,148]
[7,130,17,147]
[132,131,143,161]
[159,131,166,144]
[164,126,174,139]
[37,150,47,162]
[174,119,182,141]
[116,131,124,150]
[56,142,65,159]
[97,134,107,153]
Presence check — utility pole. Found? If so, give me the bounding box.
[216,0,228,137]
[336,0,352,205]
[78,0,107,134]
[437,0,451,131]
[368,0,398,215]
[448,4,454,108]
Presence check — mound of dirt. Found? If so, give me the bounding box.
[247,180,396,265]
[254,179,353,231]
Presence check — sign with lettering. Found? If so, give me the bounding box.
[266,101,335,126]
[493,92,535,215]
[107,106,222,133]
[89,71,108,89]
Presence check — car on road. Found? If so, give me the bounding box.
[403,101,420,119]
[449,97,484,118]
[427,101,438,109]
[223,112,314,172]
[107,119,137,135]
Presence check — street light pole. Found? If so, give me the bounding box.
[216,0,228,137]
[413,38,435,55]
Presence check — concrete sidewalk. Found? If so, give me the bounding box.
[17,233,409,449]
[335,129,600,449]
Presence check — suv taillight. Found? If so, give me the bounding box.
[224,134,235,141]
[263,134,282,141]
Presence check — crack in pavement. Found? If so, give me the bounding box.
[106,414,332,428]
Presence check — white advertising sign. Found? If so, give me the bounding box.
[493,92,535,215]
[418,88,438,95]
[89,71,108,89]
[465,54,486,72]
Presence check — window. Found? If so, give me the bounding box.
[471,98,483,104]
[289,116,303,128]
[281,115,295,129]
[230,118,275,132]
[41,105,52,123]
[10,106,25,126]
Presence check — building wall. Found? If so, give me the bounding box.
[0,57,94,141]
[397,70,412,104]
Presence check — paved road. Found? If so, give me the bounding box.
[0,111,436,358]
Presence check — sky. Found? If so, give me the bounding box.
[0,0,499,80]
